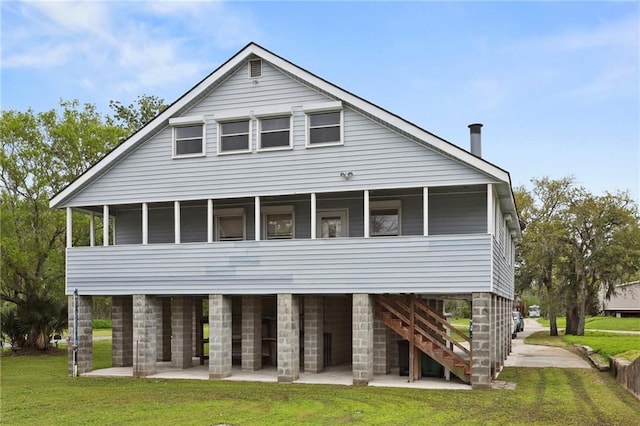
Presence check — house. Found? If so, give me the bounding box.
[50,43,521,389]
[601,281,640,318]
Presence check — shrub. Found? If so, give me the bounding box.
[92,319,112,329]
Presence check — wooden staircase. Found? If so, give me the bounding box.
[374,294,472,384]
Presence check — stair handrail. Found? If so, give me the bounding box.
[412,298,471,359]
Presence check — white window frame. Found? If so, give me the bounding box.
[214,207,246,242]
[263,205,295,240]
[369,200,402,237]
[169,116,206,158]
[304,101,344,148]
[217,118,252,155]
[257,114,292,151]
[316,209,349,239]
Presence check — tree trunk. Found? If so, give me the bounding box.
[549,314,558,336]
[576,288,587,336]
[565,304,580,335]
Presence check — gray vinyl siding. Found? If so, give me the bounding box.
[429,191,487,235]
[65,62,494,208]
[492,206,514,299]
[65,235,492,296]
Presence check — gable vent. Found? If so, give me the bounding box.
[249,59,262,78]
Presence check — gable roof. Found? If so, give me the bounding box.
[50,42,517,224]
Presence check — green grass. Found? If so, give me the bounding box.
[562,332,640,359]
[536,316,640,332]
[2,342,639,425]
[524,331,569,348]
[525,330,640,361]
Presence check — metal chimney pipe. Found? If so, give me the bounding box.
[468,123,483,157]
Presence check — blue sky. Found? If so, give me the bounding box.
[2,1,639,201]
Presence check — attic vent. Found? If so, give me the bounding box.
[249,59,262,78]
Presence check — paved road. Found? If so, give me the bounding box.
[504,318,592,368]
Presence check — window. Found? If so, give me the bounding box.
[215,208,246,241]
[307,111,342,146]
[317,209,349,238]
[263,206,294,240]
[169,116,206,158]
[249,59,262,78]
[370,201,401,237]
[219,120,250,153]
[259,116,291,150]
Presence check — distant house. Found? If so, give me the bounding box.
[50,43,521,388]
[601,281,640,318]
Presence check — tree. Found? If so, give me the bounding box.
[108,95,167,133]
[1,96,166,349]
[515,178,574,336]
[563,190,640,335]
[516,177,640,336]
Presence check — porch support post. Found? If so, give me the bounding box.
[304,295,324,373]
[207,199,214,243]
[103,205,109,246]
[68,294,93,375]
[89,212,95,246]
[487,184,494,236]
[209,294,232,379]
[254,196,261,241]
[171,296,193,369]
[471,292,492,388]
[277,294,300,382]
[364,190,370,238]
[132,295,159,377]
[174,201,181,244]
[423,187,429,236]
[490,294,497,378]
[112,295,133,367]
[310,193,316,240]
[157,297,171,362]
[242,296,262,371]
[373,318,388,374]
[352,293,374,385]
[505,298,512,356]
[66,207,72,248]
[142,202,148,245]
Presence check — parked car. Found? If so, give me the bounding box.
[512,311,524,332]
[528,305,540,318]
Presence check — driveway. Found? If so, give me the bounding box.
[504,318,592,368]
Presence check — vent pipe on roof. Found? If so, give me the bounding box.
[468,123,483,158]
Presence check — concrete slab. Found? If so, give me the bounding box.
[504,319,592,369]
[81,359,471,389]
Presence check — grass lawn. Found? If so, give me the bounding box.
[536,316,640,332]
[2,342,639,425]
[525,330,640,361]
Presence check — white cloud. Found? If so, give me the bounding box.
[1,0,260,101]
[3,43,73,68]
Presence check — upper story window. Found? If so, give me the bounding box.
[370,200,401,237]
[259,116,291,150]
[215,208,246,241]
[169,116,206,158]
[219,119,251,154]
[263,205,295,240]
[304,101,343,147]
